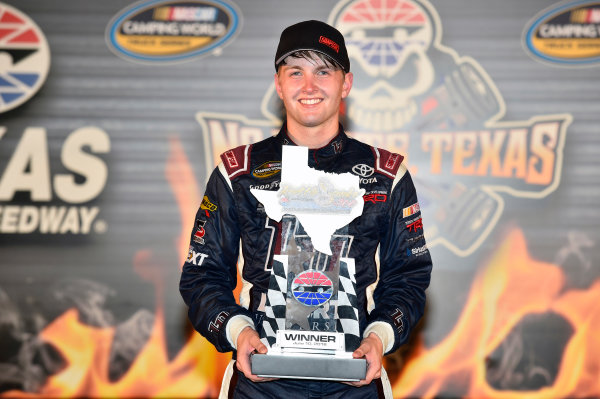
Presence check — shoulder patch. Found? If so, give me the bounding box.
[220,144,252,179]
[372,147,404,178]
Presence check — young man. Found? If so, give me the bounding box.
[180,20,432,398]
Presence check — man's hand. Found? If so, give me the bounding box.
[346,332,384,387]
[235,326,276,382]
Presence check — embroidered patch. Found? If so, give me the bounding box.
[363,193,387,203]
[201,196,217,212]
[407,244,428,257]
[208,311,229,333]
[223,149,238,168]
[402,202,420,218]
[406,217,423,233]
[319,35,339,53]
[386,153,401,170]
[252,161,281,178]
[390,308,404,334]
[193,219,206,244]
[186,246,209,266]
[352,164,375,177]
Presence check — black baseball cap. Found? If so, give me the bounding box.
[275,20,350,72]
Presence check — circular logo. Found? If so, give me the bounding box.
[291,270,334,307]
[352,164,374,177]
[523,0,600,66]
[105,0,242,64]
[0,3,50,114]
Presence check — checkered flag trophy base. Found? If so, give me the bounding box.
[252,216,366,381]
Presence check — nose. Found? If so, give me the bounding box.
[302,74,317,94]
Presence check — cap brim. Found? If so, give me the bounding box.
[275,49,347,71]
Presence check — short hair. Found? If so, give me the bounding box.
[277,50,344,73]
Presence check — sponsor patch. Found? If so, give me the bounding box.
[359,177,377,185]
[406,234,424,244]
[331,139,343,153]
[252,161,281,178]
[363,193,387,203]
[406,217,423,233]
[186,246,209,265]
[223,149,239,168]
[105,0,242,64]
[249,181,280,190]
[319,35,340,53]
[386,153,401,170]
[391,308,404,334]
[208,311,229,333]
[402,202,420,218]
[407,244,429,257]
[352,164,375,177]
[193,219,206,244]
[200,195,217,212]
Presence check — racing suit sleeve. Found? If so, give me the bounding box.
[179,164,255,353]
[366,164,433,354]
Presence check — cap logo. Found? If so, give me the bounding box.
[319,36,339,53]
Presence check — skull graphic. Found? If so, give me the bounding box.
[330,0,436,131]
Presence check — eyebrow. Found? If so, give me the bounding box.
[283,64,333,72]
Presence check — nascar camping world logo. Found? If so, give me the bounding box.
[106,0,241,63]
[196,0,572,257]
[0,3,50,114]
[523,0,600,66]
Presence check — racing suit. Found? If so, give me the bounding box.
[179,125,433,398]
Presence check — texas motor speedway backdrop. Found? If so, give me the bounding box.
[1,0,599,397]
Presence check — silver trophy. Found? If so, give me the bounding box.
[250,146,367,381]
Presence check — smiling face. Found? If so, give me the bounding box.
[275,52,353,148]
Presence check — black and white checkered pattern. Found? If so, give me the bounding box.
[260,256,361,351]
[261,257,287,347]
[337,259,361,351]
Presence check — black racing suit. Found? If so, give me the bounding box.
[179,125,432,397]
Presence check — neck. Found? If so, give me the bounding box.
[285,120,339,149]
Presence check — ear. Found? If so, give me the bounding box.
[341,72,353,99]
[274,73,284,100]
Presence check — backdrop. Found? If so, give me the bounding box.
[1,0,599,397]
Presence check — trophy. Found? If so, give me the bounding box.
[250,146,367,381]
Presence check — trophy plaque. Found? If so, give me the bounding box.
[250,146,367,381]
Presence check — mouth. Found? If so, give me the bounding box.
[299,98,323,105]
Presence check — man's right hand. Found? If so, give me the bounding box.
[235,326,276,382]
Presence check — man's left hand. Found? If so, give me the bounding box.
[346,332,383,387]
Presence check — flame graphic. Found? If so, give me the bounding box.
[392,228,600,398]
[1,137,231,398]
[1,137,598,398]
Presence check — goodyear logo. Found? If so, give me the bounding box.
[252,161,281,178]
[105,0,241,63]
[523,0,600,66]
[0,3,50,114]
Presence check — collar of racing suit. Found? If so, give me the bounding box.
[276,123,348,168]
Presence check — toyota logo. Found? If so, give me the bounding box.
[352,164,374,177]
